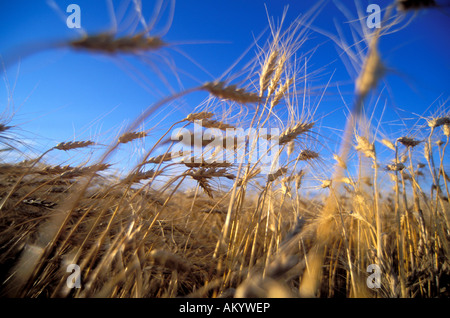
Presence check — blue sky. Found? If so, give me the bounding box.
[0,0,449,175]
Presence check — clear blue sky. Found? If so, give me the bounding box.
[0,0,449,174]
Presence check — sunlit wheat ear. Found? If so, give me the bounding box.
[267,54,287,100]
[54,140,95,151]
[381,139,396,151]
[354,135,376,160]
[185,112,214,122]
[443,124,450,137]
[321,179,332,188]
[202,81,261,104]
[397,0,437,11]
[297,149,319,161]
[333,154,347,170]
[400,154,409,163]
[286,141,295,157]
[118,131,147,144]
[427,116,450,129]
[279,122,314,145]
[271,77,292,108]
[259,49,279,97]
[70,33,165,54]
[355,35,384,102]
[397,136,421,148]
[340,177,354,186]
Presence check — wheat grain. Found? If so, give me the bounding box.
[381,139,396,151]
[279,122,314,145]
[145,152,180,164]
[354,135,376,160]
[55,141,95,151]
[271,77,292,108]
[201,119,235,131]
[185,112,214,122]
[259,50,279,97]
[333,154,347,170]
[267,53,287,99]
[122,169,161,183]
[267,167,287,182]
[442,124,450,137]
[118,131,147,144]
[297,149,319,161]
[203,81,261,104]
[182,161,232,168]
[427,116,450,128]
[355,34,384,100]
[321,179,332,188]
[397,136,421,148]
[70,33,165,54]
[60,163,111,178]
[386,162,406,171]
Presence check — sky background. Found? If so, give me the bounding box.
[0,0,449,178]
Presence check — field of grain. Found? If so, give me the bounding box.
[0,0,449,298]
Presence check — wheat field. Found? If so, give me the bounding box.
[0,0,449,299]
